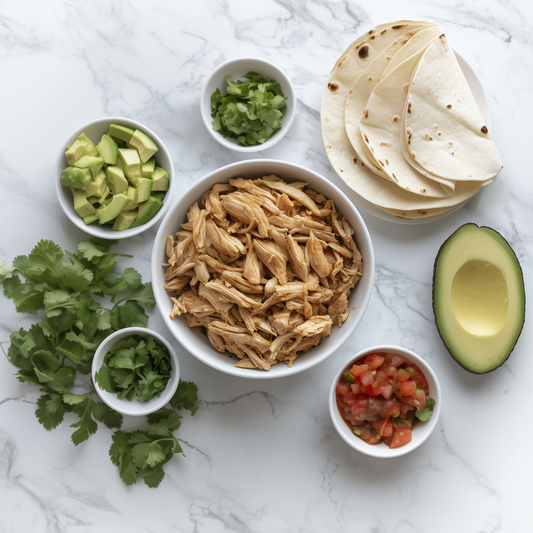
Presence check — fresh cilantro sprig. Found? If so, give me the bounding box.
[415,397,436,422]
[109,380,199,488]
[1,238,155,443]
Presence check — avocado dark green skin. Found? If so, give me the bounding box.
[431,223,526,375]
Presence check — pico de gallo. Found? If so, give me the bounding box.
[336,352,436,448]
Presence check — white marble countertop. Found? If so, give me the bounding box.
[1,1,531,531]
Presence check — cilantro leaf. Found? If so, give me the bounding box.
[64,393,98,445]
[91,401,123,429]
[170,380,199,415]
[415,397,436,422]
[36,393,68,430]
[118,301,149,328]
[109,431,138,486]
[0,262,16,282]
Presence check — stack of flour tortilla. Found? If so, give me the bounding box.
[321,20,503,219]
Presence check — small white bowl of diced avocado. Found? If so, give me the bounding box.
[56,117,174,238]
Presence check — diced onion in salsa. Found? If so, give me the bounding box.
[336,352,435,449]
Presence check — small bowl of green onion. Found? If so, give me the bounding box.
[200,57,297,152]
[92,327,180,416]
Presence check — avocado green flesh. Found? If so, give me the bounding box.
[62,127,169,230]
[433,224,525,374]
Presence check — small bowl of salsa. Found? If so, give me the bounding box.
[329,345,441,458]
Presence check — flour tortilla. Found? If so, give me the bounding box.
[359,44,456,197]
[377,204,457,219]
[402,34,503,182]
[345,25,441,178]
[321,22,482,214]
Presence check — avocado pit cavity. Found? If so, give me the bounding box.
[451,260,508,336]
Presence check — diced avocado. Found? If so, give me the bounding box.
[74,155,105,177]
[65,133,98,165]
[118,149,141,183]
[87,196,100,205]
[114,138,127,148]
[96,193,130,224]
[97,186,111,205]
[122,187,138,211]
[113,209,138,231]
[151,166,169,191]
[104,165,128,195]
[129,129,159,163]
[61,166,93,189]
[84,170,106,197]
[141,157,156,178]
[100,134,119,165]
[101,197,113,207]
[109,124,135,143]
[433,224,525,374]
[131,196,163,228]
[136,178,154,203]
[71,188,96,217]
[83,213,99,225]
[151,192,166,202]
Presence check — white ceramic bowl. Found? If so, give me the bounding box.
[329,345,442,458]
[92,327,180,416]
[56,116,175,239]
[333,50,492,226]
[151,159,375,379]
[200,57,297,152]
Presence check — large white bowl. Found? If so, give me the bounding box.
[329,345,442,458]
[200,57,297,153]
[151,159,375,379]
[92,327,180,417]
[56,116,175,239]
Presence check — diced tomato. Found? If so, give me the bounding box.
[396,368,411,382]
[409,364,429,393]
[385,353,406,367]
[351,364,369,377]
[381,399,400,417]
[389,427,412,448]
[381,382,393,399]
[344,392,356,405]
[385,365,398,377]
[336,383,351,395]
[401,388,426,411]
[400,381,417,396]
[351,383,361,395]
[360,372,374,386]
[365,353,385,369]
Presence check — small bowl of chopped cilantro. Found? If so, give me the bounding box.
[92,327,180,416]
[201,57,297,152]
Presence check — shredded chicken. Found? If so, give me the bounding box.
[164,175,363,370]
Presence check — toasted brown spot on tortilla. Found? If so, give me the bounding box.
[325,117,329,123]
[353,158,358,164]
[420,189,426,193]
[417,210,427,215]
[364,134,369,143]
[365,110,369,118]
[481,126,488,134]
[328,82,339,92]
[439,34,447,44]
[349,90,352,94]
[411,153,416,159]
[425,134,433,141]
[337,56,347,67]
[393,116,399,122]
[371,147,374,153]
[387,56,391,60]
[407,103,411,114]
[385,159,389,165]
[381,29,387,35]
[392,173,397,181]
[380,142,388,146]
[438,132,441,136]
[379,160,384,166]
[358,45,369,59]
[368,76,372,81]
[406,187,410,190]
[369,30,374,35]
[392,25,404,30]
[370,35,375,40]
[447,104,452,109]
[449,142,453,145]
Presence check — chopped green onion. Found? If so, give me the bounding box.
[344,372,355,385]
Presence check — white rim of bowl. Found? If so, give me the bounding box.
[324,49,492,226]
[151,158,375,379]
[91,327,180,416]
[200,57,297,153]
[55,116,175,239]
[329,345,442,458]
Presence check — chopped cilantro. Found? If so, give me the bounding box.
[211,71,287,146]
[415,397,436,422]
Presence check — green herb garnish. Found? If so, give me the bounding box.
[344,372,355,385]
[415,397,436,422]
[211,71,287,146]
[96,335,172,403]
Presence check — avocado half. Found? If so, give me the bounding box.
[432,223,525,374]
